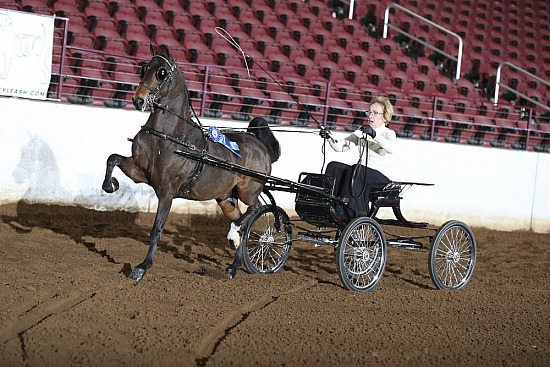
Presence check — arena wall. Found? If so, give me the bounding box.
[1,97,549,233]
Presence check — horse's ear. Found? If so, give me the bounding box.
[150,43,156,56]
[159,44,172,61]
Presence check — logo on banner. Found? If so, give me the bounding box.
[0,10,54,100]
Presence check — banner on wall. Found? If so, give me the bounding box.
[0,9,54,100]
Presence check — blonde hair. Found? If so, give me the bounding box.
[371,96,394,125]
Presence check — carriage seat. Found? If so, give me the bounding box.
[293,173,433,229]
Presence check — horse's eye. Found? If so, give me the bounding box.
[156,68,168,81]
[139,65,147,78]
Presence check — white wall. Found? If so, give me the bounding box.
[1,97,549,233]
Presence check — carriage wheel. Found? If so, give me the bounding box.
[336,217,387,291]
[428,220,476,290]
[242,205,292,274]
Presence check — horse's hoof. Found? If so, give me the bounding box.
[128,267,145,282]
[102,177,120,193]
[226,266,237,279]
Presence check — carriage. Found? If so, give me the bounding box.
[174,148,477,292]
[103,44,476,291]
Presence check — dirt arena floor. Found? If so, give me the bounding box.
[0,202,548,367]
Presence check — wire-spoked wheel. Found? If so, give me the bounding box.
[242,205,292,274]
[336,217,387,291]
[428,220,477,290]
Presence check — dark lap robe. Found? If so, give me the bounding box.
[326,161,390,219]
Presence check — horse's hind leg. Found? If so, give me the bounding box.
[217,197,242,250]
[225,205,259,279]
[102,153,147,193]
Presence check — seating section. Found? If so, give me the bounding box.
[4,0,550,152]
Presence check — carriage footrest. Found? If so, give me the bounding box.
[387,238,428,251]
[375,218,429,228]
[296,229,338,246]
[297,230,333,239]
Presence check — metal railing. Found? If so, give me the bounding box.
[382,3,464,81]
[493,62,550,111]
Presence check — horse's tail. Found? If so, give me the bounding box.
[247,117,281,163]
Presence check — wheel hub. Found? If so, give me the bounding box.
[260,233,274,247]
[446,251,460,263]
[356,247,370,262]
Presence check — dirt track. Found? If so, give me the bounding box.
[0,202,548,367]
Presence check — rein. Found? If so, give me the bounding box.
[140,125,203,151]
[140,54,204,129]
[152,101,199,127]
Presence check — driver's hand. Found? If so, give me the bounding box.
[360,124,376,138]
[319,128,332,140]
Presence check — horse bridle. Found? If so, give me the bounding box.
[138,54,183,115]
[139,55,175,95]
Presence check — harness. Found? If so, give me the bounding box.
[138,54,207,198]
[140,125,208,198]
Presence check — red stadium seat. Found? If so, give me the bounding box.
[325,97,350,130]
[93,25,121,46]
[279,36,304,60]
[153,27,178,45]
[53,0,86,23]
[158,0,184,12]
[290,94,322,127]
[186,1,211,17]
[83,1,111,20]
[316,59,344,83]
[282,75,311,96]
[99,37,127,56]
[303,42,329,63]
[110,58,140,84]
[0,1,22,11]
[266,53,293,74]
[294,56,319,78]
[125,29,152,49]
[142,8,171,31]
[191,50,216,65]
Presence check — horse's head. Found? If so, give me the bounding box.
[133,44,182,112]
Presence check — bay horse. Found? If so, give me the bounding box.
[102,44,280,281]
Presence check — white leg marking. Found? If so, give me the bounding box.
[227,222,241,249]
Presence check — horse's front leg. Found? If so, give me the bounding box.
[128,197,173,282]
[102,153,147,193]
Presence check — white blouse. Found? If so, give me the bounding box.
[326,125,397,172]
